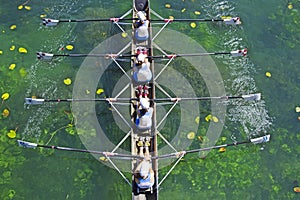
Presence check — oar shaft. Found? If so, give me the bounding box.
[151,19,223,22]
[34,144,142,159]
[58,18,136,22]
[185,141,249,154]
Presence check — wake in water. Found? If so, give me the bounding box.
[203,0,272,137]
[22,0,85,139]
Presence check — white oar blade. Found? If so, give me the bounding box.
[25,98,45,105]
[230,48,248,57]
[42,18,59,26]
[250,134,270,144]
[36,52,54,60]
[223,17,241,25]
[18,140,38,148]
[242,93,261,101]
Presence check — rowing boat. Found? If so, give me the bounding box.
[19,1,271,199]
[131,0,158,198]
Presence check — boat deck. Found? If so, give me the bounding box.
[131,0,158,199]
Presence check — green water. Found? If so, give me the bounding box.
[0,0,299,199]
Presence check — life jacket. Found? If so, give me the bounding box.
[137,173,154,189]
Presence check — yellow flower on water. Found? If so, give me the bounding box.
[221,137,227,142]
[96,88,104,95]
[194,11,201,15]
[2,108,9,117]
[187,132,195,140]
[195,116,200,124]
[40,14,47,18]
[10,25,17,30]
[18,5,23,10]
[64,78,72,85]
[169,16,174,20]
[219,147,226,153]
[99,156,108,161]
[1,93,10,100]
[181,8,186,13]
[0,50,3,54]
[66,45,74,51]
[212,116,219,123]
[221,16,232,20]
[18,47,28,53]
[24,6,31,10]
[9,64,16,70]
[288,4,293,9]
[190,22,197,28]
[205,114,212,122]
[10,45,15,51]
[165,4,171,8]
[86,90,90,94]
[265,71,271,77]
[7,130,16,139]
[121,32,128,38]
[295,107,300,113]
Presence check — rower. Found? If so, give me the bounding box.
[136,97,153,130]
[134,137,155,191]
[133,48,152,83]
[134,11,149,41]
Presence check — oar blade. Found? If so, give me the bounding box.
[17,140,38,148]
[42,18,59,26]
[223,17,241,25]
[36,52,54,60]
[230,48,248,57]
[242,93,261,101]
[25,98,45,105]
[250,134,270,144]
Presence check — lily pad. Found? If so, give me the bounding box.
[10,25,17,30]
[1,93,10,100]
[96,88,104,95]
[187,132,195,139]
[190,22,197,28]
[2,108,9,117]
[194,11,201,15]
[24,5,31,10]
[121,32,128,38]
[7,130,16,139]
[66,45,74,51]
[194,116,200,124]
[18,47,28,54]
[9,63,16,70]
[64,78,72,85]
[265,71,271,77]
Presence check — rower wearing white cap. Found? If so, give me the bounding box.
[136,97,153,130]
[135,137,154,190]
[135,11,149,41]
[133,47,152,83]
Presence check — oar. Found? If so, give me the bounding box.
[152,17,241,25]
[155,93,261,102]
[151,49,247,59]
[36,52,134,61]
[154,134,271,159]
[25,93,260,105]
[37,49,247,60]
[17,140,143,159]
[42,17,137,26]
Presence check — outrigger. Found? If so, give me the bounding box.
[20,0,270,199]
